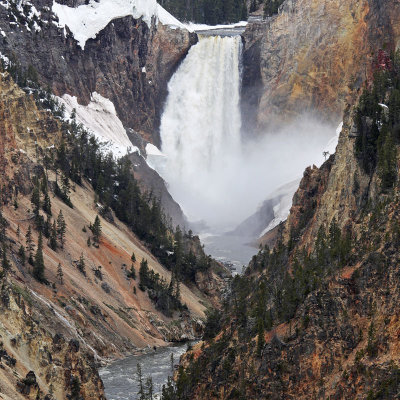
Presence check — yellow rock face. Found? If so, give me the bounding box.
[242,0,400,130]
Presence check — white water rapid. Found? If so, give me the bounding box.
[152,34,338,233]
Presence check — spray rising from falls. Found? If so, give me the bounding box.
[153,35,338,232]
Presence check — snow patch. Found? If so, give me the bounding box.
[146,143,164,157]
[58,92,138,158]
[259,179,301,237]
[0,0,41,32]
[0,51,9,67]
[145,143,166,171]
[259,122,343,237]
[52,0,185,50]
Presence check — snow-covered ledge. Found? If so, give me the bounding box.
[52,0,185,50]
[58,92,139,158]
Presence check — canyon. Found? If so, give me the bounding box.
[1,0,400,399]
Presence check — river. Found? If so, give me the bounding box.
[100,343,189,400]
[201,233,257,274]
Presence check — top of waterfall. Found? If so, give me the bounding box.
[185,21,247,36]
[52,0,185,50]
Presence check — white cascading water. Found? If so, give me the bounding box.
[151,34,339,232]
[155,35,243,229]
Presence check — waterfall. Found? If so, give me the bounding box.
[153,34,338,232]
[155,35,243,229]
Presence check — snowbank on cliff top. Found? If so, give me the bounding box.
[58,93,138,158]
[52,0,185,50]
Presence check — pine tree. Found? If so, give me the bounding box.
[170,353,174,375]
[16,224,20,238]
[33,232,45,283]
[256,317,265,357]
[139,258,149,291]
[61,174,70,200]
[31,179,41,217]
[41,177,52,215]
[0,210,6,242]
[26,225,34,265]
[145,376,154,400]
[57,263,63,285]
[131,251,136,263]
[57,210,66,249]
[161,376,176,400]
[43,192,52,216]
[18,245,25,265]
[44,214,51,238]
[2,243,11,273]
[77,253,86,275]
[174,278,181,302]
[70,376,81,400]
[50,220,58,251]
[127,264,136,280]
[92,215,102,244]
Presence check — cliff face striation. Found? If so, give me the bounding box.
[0,67,230,398]
[241,0,400,134]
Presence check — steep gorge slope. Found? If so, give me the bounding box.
[0,69,229,398]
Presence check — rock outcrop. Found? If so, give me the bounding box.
[129,150,187,228]
[0,282,105,399]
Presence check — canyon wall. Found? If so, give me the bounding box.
[0,70,229,398]
[0,0,197,146]
[241,0,400,134]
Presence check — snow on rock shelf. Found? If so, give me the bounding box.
[259,179,301,238]
[0,0,42,32]
[145,143,167,171]
[259,122,343,238]
[58,92,138,158]
[52,0,185,50]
